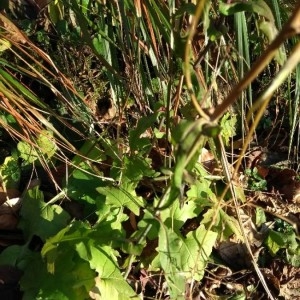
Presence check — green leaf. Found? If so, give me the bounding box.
[67,165,105,205]
[158,225,217,298]
[97,182,145,216]
[255,207,266,227]
[123,155,158,182]
[265,230,300,266]
[72,139,106,166]
[286,246,300,267]
[17,130,57,164]
[21,248,95,300]
[0,156,20,188]
[171,119,220,194]
[265,230,285,255]
[201,207,243,240]
[36,130,57,159]
[160,198,202,231]
[157,228,185,299]
[42,220,124,262]
[220,112,237,146]
[219,0,275,22]
[17,140,39,164]
[129,112,161,152]
[186,178,215,207]
[162,119,209,209]
[229,292,247,300]
[136,209,160,240]
[19,186,70,241]
[183,225,218,280]
[48,1,64,25]
[77,242,139,300]
[0,245,27,267]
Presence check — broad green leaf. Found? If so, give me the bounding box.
[287,246,300,267]
[183,225,218,280]
[42,220,124,258]
[218,209,243,241]
[72,138,106,166]
[157,228,185,299]
[129,112,161,151]
[21,247,94,300]
[42,222,87,250]
[202,207,243,241]
[160,198,201,231]
[77,242,139,300]
[186,178,215,207]
[97,182,145,215]
[19,186,70,241]
[123,155,158,182]
[136,208,160,240]
[255,207,266,227]
[17,140,39,164]
[265,230,285,255]
[20,252,50,300]
[158,225,217,298]
[0,245,27,267]
[67,165,106,206]
[0,156,20,188]
[220,112,237,146]
[265,229,300,266]
[17,130,57,163]
[171,119,220,195]
[162,119,209,209]
[37,130,57,159]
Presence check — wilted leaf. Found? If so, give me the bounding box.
[0,38,11,52]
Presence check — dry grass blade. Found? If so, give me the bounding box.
[0,12,95,156]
